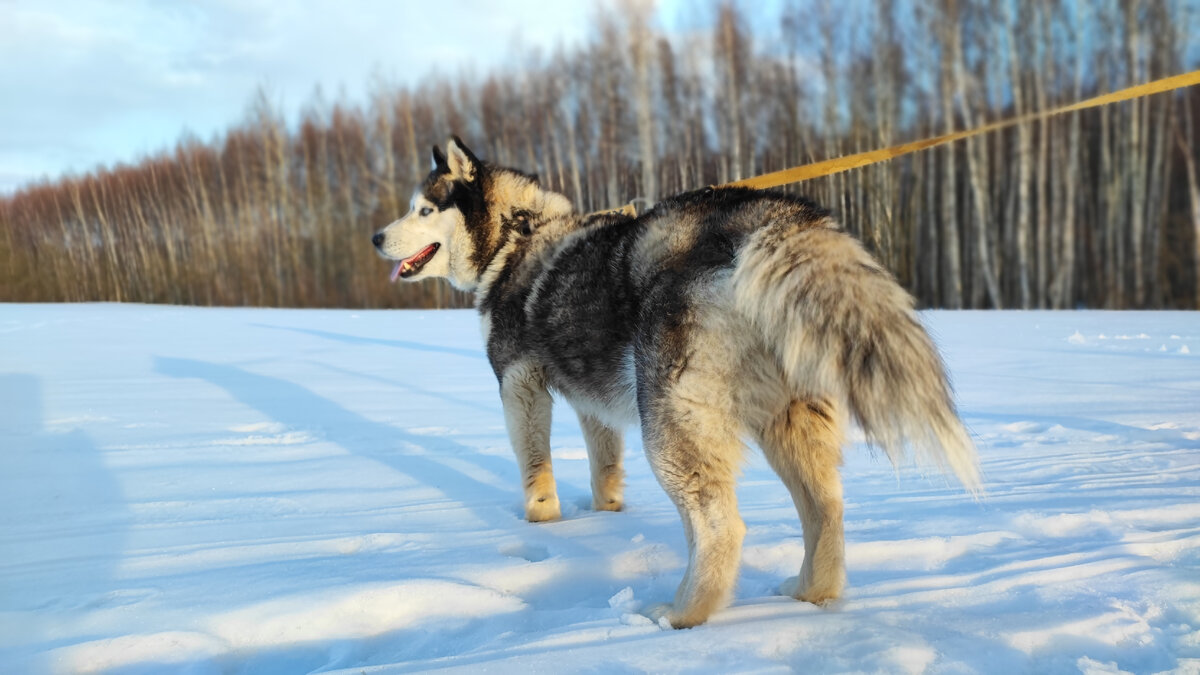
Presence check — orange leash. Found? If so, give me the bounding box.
[589,69,1200,217]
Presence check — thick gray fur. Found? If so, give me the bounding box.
[373,137,981,628]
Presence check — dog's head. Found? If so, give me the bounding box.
[372,136,573,292]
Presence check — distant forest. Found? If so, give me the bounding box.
[2,0,1198,309]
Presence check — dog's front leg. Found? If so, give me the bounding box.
[500,361,560,522]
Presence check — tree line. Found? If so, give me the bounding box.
[1,0,1198,309]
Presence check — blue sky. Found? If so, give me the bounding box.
[3,1,1196,197]
[0,0,654,195]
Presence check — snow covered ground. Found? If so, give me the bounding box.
[2,304,1198,674]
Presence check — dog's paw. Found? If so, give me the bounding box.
[642,603,679,629]
[780,575,841,607]
[592,495,623,512]
[525,496,561,522]
[798,589,840,607]
[642,603,707,629]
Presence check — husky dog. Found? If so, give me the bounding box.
[373,137,981,628]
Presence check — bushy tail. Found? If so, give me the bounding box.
[731,220,981,494]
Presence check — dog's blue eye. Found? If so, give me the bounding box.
[420,207,433,217]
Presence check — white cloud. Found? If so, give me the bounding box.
[0,0,605,193]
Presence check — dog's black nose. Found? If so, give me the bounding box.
[372,232,385,248]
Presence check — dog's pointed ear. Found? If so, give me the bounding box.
[447,135,478,183]
[431,145,449,173]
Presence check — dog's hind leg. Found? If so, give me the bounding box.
[758,398,846,605]
[501,361,560,522]
[578,412,624,511]
[641,383,746,628]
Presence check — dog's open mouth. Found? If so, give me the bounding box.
[390,243,440,282]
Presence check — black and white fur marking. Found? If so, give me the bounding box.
[373,137,981,628]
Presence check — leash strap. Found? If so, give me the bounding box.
[726,69,1200,191]
[585,69,1200,217]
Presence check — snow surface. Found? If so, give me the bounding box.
[2,304,1199,674]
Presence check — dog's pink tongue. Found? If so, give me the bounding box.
[389,244,438,282]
